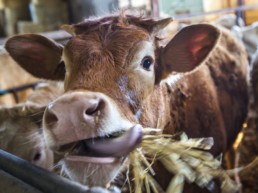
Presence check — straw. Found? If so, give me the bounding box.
[128,128,238,193]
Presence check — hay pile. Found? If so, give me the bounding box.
[127,128,239,193]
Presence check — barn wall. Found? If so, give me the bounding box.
[244,0,258,25]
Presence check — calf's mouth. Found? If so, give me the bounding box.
[57,125,143,164]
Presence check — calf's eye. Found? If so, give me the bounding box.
[141,56,153,71]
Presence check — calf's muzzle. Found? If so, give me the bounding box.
[43,92,109,149]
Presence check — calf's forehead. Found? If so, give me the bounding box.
[63,26,152,91]
[64,26,151,67]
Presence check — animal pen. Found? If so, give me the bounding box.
[1,1,258,193]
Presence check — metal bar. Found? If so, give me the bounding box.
[174,4,258,20]
[11,91,19,103]
[0,30,71,45]
[0,82,42,96]
[0,149,89,193]
[236,0,246,24]
[0,170,43,193]
[39,30,71,44]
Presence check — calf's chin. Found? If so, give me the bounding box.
[63,158,126,186]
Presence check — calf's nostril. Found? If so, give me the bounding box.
[44,107,59,125]
[85,106,98,116]
[85,99,105,116]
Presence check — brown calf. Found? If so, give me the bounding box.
[5,14,249,192]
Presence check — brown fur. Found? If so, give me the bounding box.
[145,27,249,189]
[233,49,258,193]
[64,16,248,153]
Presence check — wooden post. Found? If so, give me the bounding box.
[3,0,30,36]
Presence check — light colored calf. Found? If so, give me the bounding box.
[0,81,64,170]
[0,48,38,105]
[0,104,53,169]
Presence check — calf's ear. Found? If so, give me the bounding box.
[5,34,65,80]
[157,24,220,81]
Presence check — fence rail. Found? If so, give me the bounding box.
[0,149,89,193]
[173,4,258,20]
[0,30,71,45]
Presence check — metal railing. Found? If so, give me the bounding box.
[173,4,258,20]
[0,149,89,193]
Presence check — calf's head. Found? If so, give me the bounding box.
[5,14,220,186]
[0,104,53,169]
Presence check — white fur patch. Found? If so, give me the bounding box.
[162,73,183,86]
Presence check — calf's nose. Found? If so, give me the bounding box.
[84,97,105,118]
[45,97,105,124]
[43,92,107,146]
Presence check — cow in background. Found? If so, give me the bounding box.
[211,14,245,30]
[228,48,258,193]
[231,22,258,61]
[0,47,39,105]
[0,104,53,169]
[5,13,249,192]
[0,81,63,170]
[211,14,258,61]
[25,81,64,106]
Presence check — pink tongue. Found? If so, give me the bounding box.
[83,124,143,157]
[66,156,116,164]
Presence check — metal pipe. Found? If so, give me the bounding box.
[0,149,89,193]
[0,82,42,96]
[174,4,258,21]
[0,81,43,104]
[0,170,43,193]
[236,0,246,25]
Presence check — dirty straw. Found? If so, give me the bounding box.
[128,129,239,193]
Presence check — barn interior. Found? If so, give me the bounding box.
[1,0,258,193]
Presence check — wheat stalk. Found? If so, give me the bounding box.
[128,128,239,193]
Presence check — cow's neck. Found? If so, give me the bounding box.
[140,74,183,132]
[140,84,169,129]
